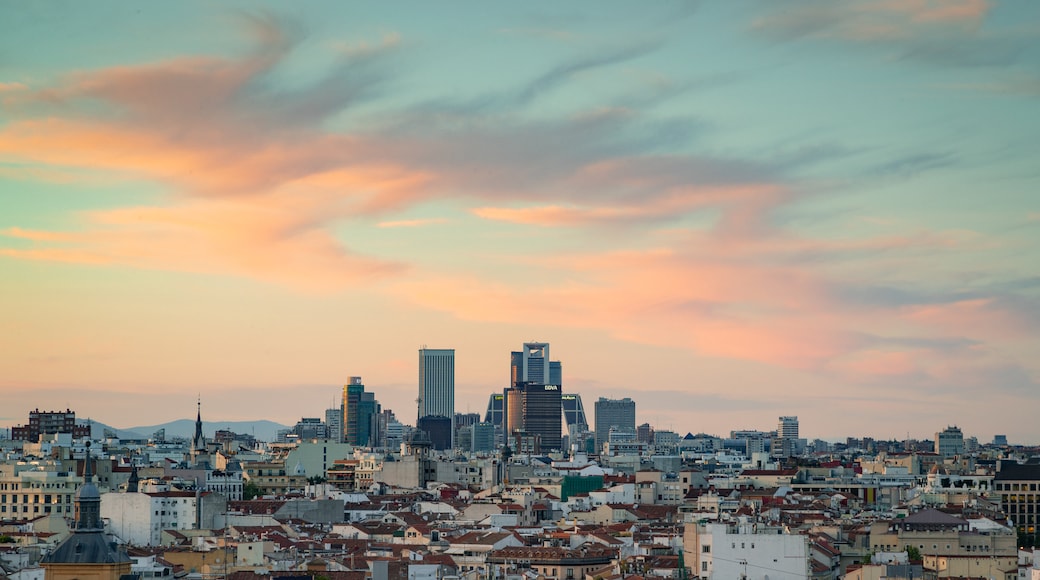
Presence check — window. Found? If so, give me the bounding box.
[702,545,711,553]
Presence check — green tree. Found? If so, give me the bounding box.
[905,545,922,562]
[0,535,14,543]
[243,480,262,500]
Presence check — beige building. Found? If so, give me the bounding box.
[868,509,1016,564]
[241,461,306,496]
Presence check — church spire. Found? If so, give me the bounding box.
[193,396,205,451]
[75,441,102,530]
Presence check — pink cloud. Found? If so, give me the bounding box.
[868,0,990,24]
[754,0,991,42]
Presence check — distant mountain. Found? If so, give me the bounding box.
[127,419,289,442]
[81,420,146,440]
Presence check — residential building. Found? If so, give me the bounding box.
[684,521,810,580]
[11,409,90,443]
[0,462,79,520]
[993,460,1040,546]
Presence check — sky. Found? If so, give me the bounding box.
[2,1,1039,444]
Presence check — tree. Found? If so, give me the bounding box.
[0,535,14,543]
[243,480,262,500]
[904,545,921,562]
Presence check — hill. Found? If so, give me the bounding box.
[127,419,289,442]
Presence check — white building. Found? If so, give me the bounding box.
[101,487,225,546]
[419,348,455,446]
[684,521,810,580]
[283,440,355,480]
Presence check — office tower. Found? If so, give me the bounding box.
[561,394,588,432]
[419,348,455,446]
[594,397,636,453]
[342,377,365,445]
[778,416,799,439]
[357,392,380,447]
[549,361,562,387]
[510,342,562,387]
[471,422,496,453]
[455,412,480,448]
[293,418,326,440]
[935,425,965,457]
[325,407,343,443]
[503,383,563,452]
[485,393,505,427]
[417,416,452,450]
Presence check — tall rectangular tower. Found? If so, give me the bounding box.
[594,397,636,454]
[510,342,562,386]
[523,342,550,385]
[777,416,799,439]
[342,376,365,445]
[419,348,455,445]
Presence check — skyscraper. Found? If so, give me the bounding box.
[325,407,343,443]
[503,382,563,452]
[777,416,799,439]
[594,397,636,454]
[484,393,504,427]
[510,342,562,386]
[342,377,365,445]
[419,348,455,446]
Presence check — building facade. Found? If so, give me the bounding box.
[934,425,965,457]
[594,398,636,454]
[11,409,91,443]
[503,383,563,452]
[993,461,1040,546]
[419,348,455,441]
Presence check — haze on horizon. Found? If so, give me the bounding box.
[2,1,1039,444]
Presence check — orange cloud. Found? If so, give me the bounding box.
[2,195,404,293]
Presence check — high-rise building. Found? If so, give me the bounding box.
[357,392,381,447]
[561,394,588,432]
[342,377,365,445]
[419,348,455,446]
[594,397,636,454]
[417,415,452,450]
[510,342,561,386]
[503,383,563,451]
[325,407,343,443]
[471,422,496,453]
[485,393,505,427]
[935,425,965,457]
[778,416,799,439]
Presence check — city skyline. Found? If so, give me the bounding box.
[2,2,1039,443]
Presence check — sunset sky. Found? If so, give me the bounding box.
[2,1,1039,443]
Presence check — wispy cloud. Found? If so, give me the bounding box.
[376,218,449,228]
